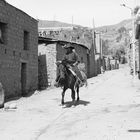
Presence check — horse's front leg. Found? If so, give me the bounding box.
[71,88,75,102]
[61,87,67,105]
[76,86,80,101]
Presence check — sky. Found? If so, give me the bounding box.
[6,0,140,27]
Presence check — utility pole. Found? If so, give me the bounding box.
[92,17,95,50]
[72,16,74,27]
[53,15,56,27]
[120,3,136,77]
[100,33,103,59]
[133,0,137,77]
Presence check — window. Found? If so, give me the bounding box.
[0,22,7,44]
[19,52,21,57]
[23,30,30,50]
[4,49,7,54]
[13,51,15,56]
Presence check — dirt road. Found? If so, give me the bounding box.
[0,65,140,140]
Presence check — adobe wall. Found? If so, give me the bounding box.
[0,0,38,98]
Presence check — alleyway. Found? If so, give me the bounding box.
[0,65,140,140]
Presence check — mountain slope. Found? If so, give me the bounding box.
[38,20,82,28]
[95,19,132,57]
[96,19,132,31]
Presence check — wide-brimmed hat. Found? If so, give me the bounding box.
[63,43,74,49]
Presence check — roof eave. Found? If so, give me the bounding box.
[38,36,89,50]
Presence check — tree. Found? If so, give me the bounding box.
[118,27,126,34]
[102,39,110,55]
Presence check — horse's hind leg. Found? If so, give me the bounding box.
[76,86,80,101]
[71,89,75,102]
[61,87,66,105]
[85,79,88,87]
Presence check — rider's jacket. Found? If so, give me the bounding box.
[62,51,79,66]
[62,51,84,80]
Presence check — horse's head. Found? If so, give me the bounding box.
[56,61,68,86]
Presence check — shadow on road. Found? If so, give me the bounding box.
[5,90,36,103]
[63,100,90,108]
[128,130,140,133]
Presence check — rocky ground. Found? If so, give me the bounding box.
[0,64,140,140]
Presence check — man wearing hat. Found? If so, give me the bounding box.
[55,43,84,86]
[62,43,79,67]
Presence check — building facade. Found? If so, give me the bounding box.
[0,0,38,99]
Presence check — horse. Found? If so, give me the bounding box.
[56,60,80,105]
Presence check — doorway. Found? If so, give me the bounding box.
[21,63,27,96]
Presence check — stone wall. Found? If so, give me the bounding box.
[38,54,48,89]
[0,0,38,98]
[38,43,57,87]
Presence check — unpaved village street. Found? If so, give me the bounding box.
[0,65,140,140]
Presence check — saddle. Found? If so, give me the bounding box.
[68,67,86,87]
[67,67,76,76]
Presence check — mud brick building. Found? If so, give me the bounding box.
[38,37,96,88]
[0,0,38,98]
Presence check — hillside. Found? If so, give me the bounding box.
[95,19,132,42]
[95,19,132,57]
[96,19,132,31]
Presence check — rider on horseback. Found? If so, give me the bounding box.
[55,43,84,87]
